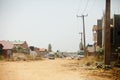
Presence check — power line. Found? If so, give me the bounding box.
[82,0,89,14]
[87,0,96,14]
[111,0,120,14]
[116,0,120,13]
[77,0,83,14]
[77,0,97,15]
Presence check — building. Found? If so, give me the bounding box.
[92,25,98,52]
[34,47,40,56]
[11,40,29,53]
[29,46,47,57]
[86,44,95,56]
[92,19,103,52]
[39,48,48,57]
[0,44,3,55]
[112,14,120,53]
[97,19,103,47]
[0,40,14,58]
[92,14,120,61]
[92,15,113,50]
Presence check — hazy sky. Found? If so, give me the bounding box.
[0,0,120,52]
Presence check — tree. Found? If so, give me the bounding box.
[48,44,52,52]
[96,47,104,61]
[13,46,24,53]
[13,47,17,53]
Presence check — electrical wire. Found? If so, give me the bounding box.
[77,0,83,14]
[87,0,96,14]
[117,0,120,13]
[81,0,89,14]
[111,0,120,14]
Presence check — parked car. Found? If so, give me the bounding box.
[76,50,84,60]
[48,52,55,59]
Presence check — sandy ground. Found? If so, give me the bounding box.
[0,58,114,80]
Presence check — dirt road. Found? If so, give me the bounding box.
[0,59,112,80]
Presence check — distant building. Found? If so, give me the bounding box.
[92,25,97,43]
[97,19,102,47]
[39,48,48,57]
[29,46,47,57]
[92,25,97,52]
[0,40,14,58]
[11,40,29,53]
[34,47,40,56]
[92,15,113,50]
[92,20,103,53]
[86,44,95,56]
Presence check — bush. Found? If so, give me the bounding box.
[0,55,4,60]
[26,54,42,60]
[13,46,26,53]
[77,56,97,67]
[96,48,104,62]
[96,48,104,55]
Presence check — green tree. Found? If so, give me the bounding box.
[13,46,24,53]
[96,47,104,61]
[48,44,52,52]
[17,46,23,53]
[13,47,17,53]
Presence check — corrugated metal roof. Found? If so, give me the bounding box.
[0,40,14,49]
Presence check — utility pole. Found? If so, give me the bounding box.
[104,0,111,66]
[79,32,83,50]
[80,32,83,43]
[77,14,88,57]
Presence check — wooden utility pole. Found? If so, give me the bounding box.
[77,14,88,57]
[79,32,83,50]
[104,0,111,66]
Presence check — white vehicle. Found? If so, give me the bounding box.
[76,50,84,60]
[48,52,55,59]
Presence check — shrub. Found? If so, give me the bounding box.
[78,56,97,66]
[0,55,4,60]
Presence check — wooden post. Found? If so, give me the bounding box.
[77,14,88,57]
[104,0,111,66]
